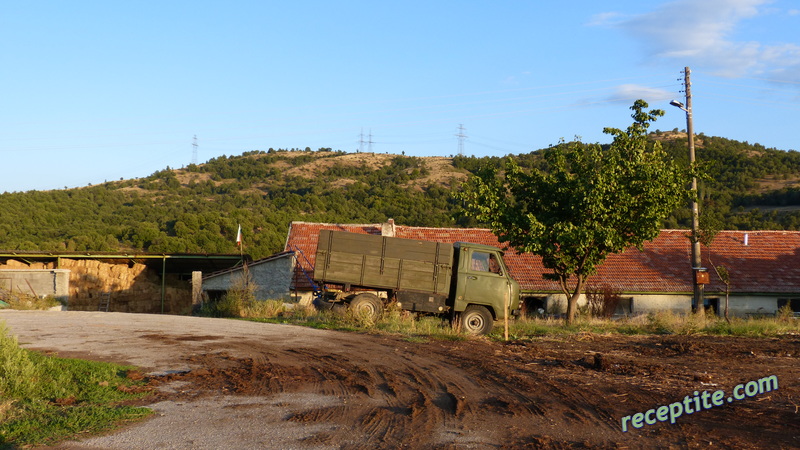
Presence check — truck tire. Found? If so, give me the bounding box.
[349,293,383,320]
[460,305,493,336]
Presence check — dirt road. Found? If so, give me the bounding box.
[2,310,799,449]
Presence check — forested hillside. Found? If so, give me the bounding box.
[1,134,799,260]
[658,132,800,229]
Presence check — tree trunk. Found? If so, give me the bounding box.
[563,276,586,326]
[724,285,730,323]
[566,291,581,325]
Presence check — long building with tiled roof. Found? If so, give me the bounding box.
[284,220,800,317]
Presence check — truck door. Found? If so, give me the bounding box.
[459,249,512,318]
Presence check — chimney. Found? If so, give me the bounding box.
[744,233,749,246]
[381,218,396,237]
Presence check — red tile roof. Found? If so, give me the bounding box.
[284,221,800,295]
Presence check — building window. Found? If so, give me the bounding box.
[614,297,633,317]
[704,297,720,316]
[777,298,800,315]
[521,296,547,317]
[204,290,226,302]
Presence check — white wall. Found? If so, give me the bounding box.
[203,254,296,302]
[537,291,784,317]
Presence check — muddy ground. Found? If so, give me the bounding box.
[2,311,799,448]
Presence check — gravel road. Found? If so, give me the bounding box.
[2,310,359,449]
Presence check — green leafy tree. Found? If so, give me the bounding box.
[458,100,688,324]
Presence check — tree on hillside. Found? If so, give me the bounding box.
[457,100,689,324]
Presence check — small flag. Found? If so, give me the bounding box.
[236,224,242,247]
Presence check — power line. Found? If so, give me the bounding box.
[702,92,800,110]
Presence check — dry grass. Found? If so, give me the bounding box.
[0,290,61,310]
[504,309,800,338]
[282,152,396,178]
[177,150,468,192]
[0,399,14,422]
[754,175,800,193]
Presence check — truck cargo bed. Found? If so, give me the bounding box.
[314,230,452,295]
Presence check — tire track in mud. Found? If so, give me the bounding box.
[150,334,629,448]
[422,340,650,444]
[280,346,483,447]
[149,335,558,448]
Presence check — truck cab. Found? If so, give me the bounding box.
[451,243,521,333]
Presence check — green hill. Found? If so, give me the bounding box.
[2,135,799,259]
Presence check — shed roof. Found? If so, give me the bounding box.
[284,221,800,295]
[0,251,244,275]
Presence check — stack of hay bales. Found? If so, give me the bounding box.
[0,258,192,314]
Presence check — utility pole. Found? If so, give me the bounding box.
[192,135,198,165]
[456,124,467,155]
[671,66,704,314]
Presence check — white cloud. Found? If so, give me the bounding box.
[586,12,626,27]
[606,84,674,104]
[612,0,800,80]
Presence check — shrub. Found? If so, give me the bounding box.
[0,289,61,310]
[585,284,621,318]
[0,322,41,399]
[777,303,796,322]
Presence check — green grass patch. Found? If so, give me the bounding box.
[0,322,152,448]
[263,305,800,341]
[267,305,465,341]
[198,285,800,341]
[495,310,800,340]
[199,291,468,341]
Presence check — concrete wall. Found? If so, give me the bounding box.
[706,295,786,317]
[537,291,788,317]
[0,269,70,304]
[203,254,296,302]
[630,294,693,315]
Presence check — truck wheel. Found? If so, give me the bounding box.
[349,293,383,320]
[460,305,493,336]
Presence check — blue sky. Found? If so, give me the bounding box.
[2,0,799,192]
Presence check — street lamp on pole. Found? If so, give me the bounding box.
[670,66,704,314]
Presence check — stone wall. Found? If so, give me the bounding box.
[0,259,191,314]
[0,269,70,303]
[203,253,296,302]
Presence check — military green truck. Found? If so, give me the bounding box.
[313,229,520,335]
